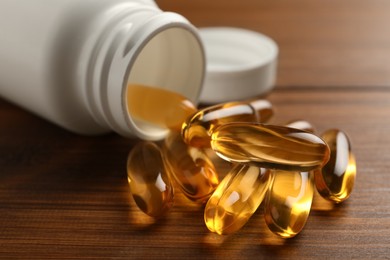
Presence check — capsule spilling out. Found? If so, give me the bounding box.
[163,132,219,204]
[204,164,271,235]
[182,99,273,148]
[264,170,314,238]
[211,123,330,172]
[314,129,356,203]
[127,84,197,131]
[127,142,174,218]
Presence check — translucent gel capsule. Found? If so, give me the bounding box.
[204,164,271,235]
[162,132,219,204]
[314,129,356,203]
[211,123,330,172]
[286,120,315,133]
[182,99,273,148]
[127,142,174,218]
[127,84,197,131]
[264,170,314,238]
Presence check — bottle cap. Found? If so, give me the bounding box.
[198,27,278,104]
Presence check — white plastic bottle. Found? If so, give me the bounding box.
[0,0,205,140]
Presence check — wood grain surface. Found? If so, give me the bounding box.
[1,1,390,259]
[158,0,390,88]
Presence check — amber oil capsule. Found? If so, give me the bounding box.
[127,84,197,131]
[264,170,314,238]
[162,132,219,204]
[262,120,315,238]
[286,120,315,133]
[211,123,330,172]
[182,99,273,148]
[127,142,174,218]
[204,164,271,235]
[314,129,356,203]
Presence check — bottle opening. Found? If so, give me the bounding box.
[126,27,204,140]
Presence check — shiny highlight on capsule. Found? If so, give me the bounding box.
[314,129,356,203]
[286,119,315,133]
[264,170,314,238]
[127,142,174,218]
[204,164,271,235]
[182,99,273,148]
[211,123,330,172]
[163,132,219,204]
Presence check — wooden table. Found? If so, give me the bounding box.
[1,0,389,258]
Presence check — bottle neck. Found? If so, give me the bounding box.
[84,3,205,139]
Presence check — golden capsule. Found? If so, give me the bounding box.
[204,164,271,235]
[314,129,356,203]
[162,132,219,204]
[211,123,330,172]
[286,120,315,133]
[127,142,174,218]
[182,99,273,148]
[264,120,314,238]
[127,84,197,131]
[264,170,314,238]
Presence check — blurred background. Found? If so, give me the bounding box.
[158,0,390,88]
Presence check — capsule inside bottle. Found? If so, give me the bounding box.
[211,122,330,172]
[182,99,273,148]
[127,84,197,131]
[264,170,314,238]
[204,164,271,235]
[127,142,174,218]
[162,132,219,204]
[314,129,356,203]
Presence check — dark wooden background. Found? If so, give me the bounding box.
[1,0,389,259]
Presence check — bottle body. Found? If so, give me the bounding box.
[0,0,205,139]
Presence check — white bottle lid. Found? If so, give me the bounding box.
[198,27,278,104]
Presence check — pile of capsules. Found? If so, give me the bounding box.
[126,86,357,239]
